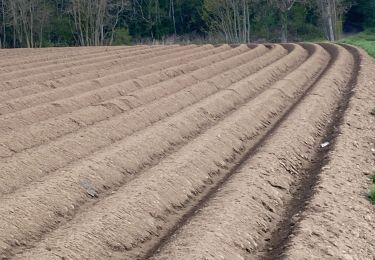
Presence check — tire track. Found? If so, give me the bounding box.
[8,44,328,260]
[0,44,294,258]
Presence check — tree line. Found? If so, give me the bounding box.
[0,0,373,48]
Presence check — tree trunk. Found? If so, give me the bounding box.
[281,11,288,43]
[1,0,5,48]
[169,0,176,36]
[327,0,335,41]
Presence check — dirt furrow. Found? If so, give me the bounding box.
[0,45,181,92]
[281,46,375,260]
[0,45,223,114]
[0,46,206,102]
[0,46,175,86]
[0,44,266,159]
[0,46,170,101]
[0,44,299,258]
[0,44,274,196]
[0,45,228,133]
[8,44,328,260]
[0,46,142,74]
[0,45,166,86]
[0,45,136,69]
[148,44,355,260]
[0,45,192,91]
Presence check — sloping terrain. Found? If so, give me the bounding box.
[0,43,373,259]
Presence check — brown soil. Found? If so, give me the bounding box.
[281,46,375,260]
[0,43,373,260]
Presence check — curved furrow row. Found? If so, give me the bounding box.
[0,45,184,92]
[0,45,136,69]
[0,46,166,97]
[0,46,210,102]
[0,45,162,81]
[0,44,274,195]
[283,45,371,260]
[5,43,329,260]
[0,44,295,258]
[0,47,72,61]
[149,44,354,260]
[0,44,261,159]
[0,45,194,91]
[0,46,136,75]
[0,45,252,134]
[0,43,303,258]
[0,44,226,114]
[0,44,228,132]
[0,43,362,260]
[0,46,142,74]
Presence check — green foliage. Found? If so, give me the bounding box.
[368,170,375,204]
[0,0,375,47]
[371,170,375,183]
[46,16,76,47]
[287,3,323,41]
[249,2,279,41]
[356,0,375,28]
[340,31,375,58]
[202,0,324,43]
[112,28,132,45]
[369,185,375,204]
[371,107,375,116]
[128,0,206,41]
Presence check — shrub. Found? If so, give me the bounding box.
[369,185,375,203]
[371,169,375,183]
[113,28,132,45]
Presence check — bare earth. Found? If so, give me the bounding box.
[0,43,373,259]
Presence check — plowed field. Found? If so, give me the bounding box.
[0,44,374,260]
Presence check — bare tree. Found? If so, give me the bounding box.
[108,0,129,45]
[169,0,176,36]
[204,0,251,43]
[5,0,51,48]
[317,0,335,40]
[131,0,163,40]
[70,0,128,46]
[271,0,298,42]
[316,0,352,41]
[0,0,3,48]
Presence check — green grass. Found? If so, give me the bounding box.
[339,30,375,58]
[369,185,375,204]
[368,170,375,203]
[340,31,375,116]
